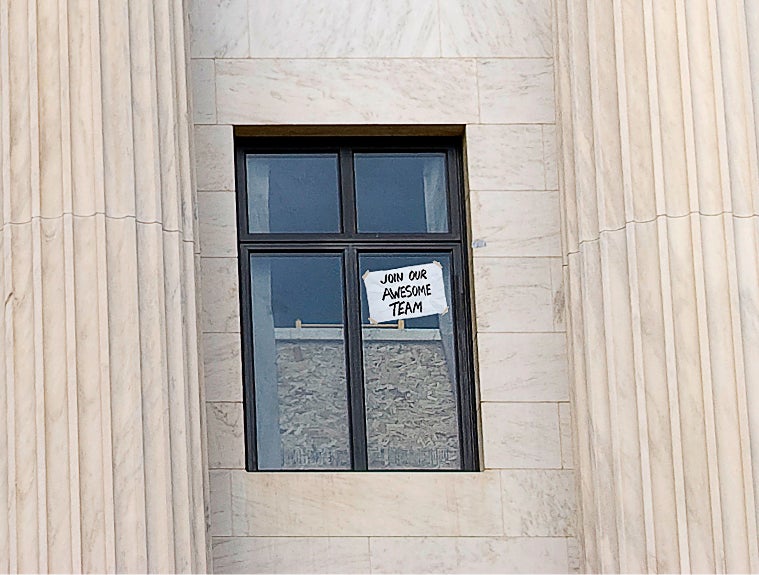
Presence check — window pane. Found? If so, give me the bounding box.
[355,153,449,233]
[250,254,350,469]
[359,253,461,469]
[247,154,341,233]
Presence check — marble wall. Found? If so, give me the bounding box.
[554,0,759,571]
[0,1,207,571]
[189,1,576,572]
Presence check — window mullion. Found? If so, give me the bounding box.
[239,247,259,471]
[344,246,368,470]
[451,244,477,471]
[339,147,357,235]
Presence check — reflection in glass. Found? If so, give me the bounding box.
[359,253,460,469]
[355,153,449,233]
[247,154,341,233]
[250,254,350,469]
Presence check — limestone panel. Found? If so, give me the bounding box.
[567,537,582,573]
[542,125,558,191]
[559,403,574,469]
[369,536,569,573]
[200,257,240,333]
[230,471,503,536]
[213,536,371,574]
[439,0,552,57]
[472,258,555,332]
[210,471,233,536]
[500,470,576,536]
[470,191,561,257]
[478,59,555,124]
[477,333,568,402]
[466,125,545,190]
[550,257,565,331]
[189,0,249,58]
[248,0,440,58]
[194,125,235,191]
[215,59,479,125]
[481,403,561,469]
[191,59,216,124]
[198,191,237,257]
[203,333,244,402]
[206,403,246,469]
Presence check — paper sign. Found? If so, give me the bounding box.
[362,261,448,324]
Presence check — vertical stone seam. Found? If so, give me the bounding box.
[562,0,600,569]
[57,0,83,570]
[673,1,722,570]
[710,2,759,569]
[555,0,578,258]
[579,248,609,572]
[27,0,49,570]
[698,0,735,559]
[132,1,163,225]
[0,0,16,570]
[613,1,656,569]
[586,1,624,569]
[176,1,210,569]
[100,0,150,568]
[734,1,759,216]
[644,1,688,571]
[611,5,649,570]
[89,2,117,569]
[151,19,184,575]
[567,0,598,245]
[736,1,759,552]
[163,1,194,569]
[155,1,179,232]
[129,2,176,571]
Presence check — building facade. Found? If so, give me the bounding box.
[0,0,758,573]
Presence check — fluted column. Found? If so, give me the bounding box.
[0,1,207,572]
[554,0,759,572]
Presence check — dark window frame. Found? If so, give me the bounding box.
[235,136,479,472]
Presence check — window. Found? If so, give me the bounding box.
[236,136,478,471]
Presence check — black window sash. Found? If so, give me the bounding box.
[343,246,367,470]
[236,137,478,472]
[235,139,462,243]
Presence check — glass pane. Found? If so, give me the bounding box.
[359,253,461,469]
[247,154,341,233]
[250,254,350,469]
[355,153,449,233]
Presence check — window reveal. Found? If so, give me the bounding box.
[236,137,478,471]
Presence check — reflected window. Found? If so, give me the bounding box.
[237,137,477,471]
[355,153,448,233]
[247,154,340,233]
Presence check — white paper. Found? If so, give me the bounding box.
[362,261,448,324]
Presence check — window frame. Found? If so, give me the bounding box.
[235,136,479,472]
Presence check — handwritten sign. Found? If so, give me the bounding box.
[362,261,448,324]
